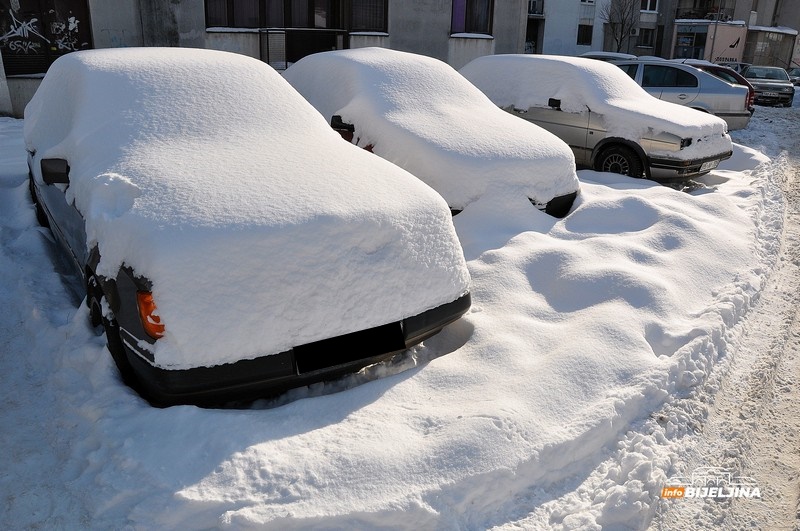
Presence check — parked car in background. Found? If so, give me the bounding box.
[284,47,580,218]
[25,48,472,406]
[461,55,733,180]
[741,65,795,106]
[613,59,752,130]
[788,67,800,86]
[717,61,751,74]
[672,59,755,115]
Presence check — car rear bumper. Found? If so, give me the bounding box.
[648,150,733,180]
[122,292,472,407]
[715,111,752,131]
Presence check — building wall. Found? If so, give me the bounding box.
[387,0,452,61]
[88,0,143,48]
[542,0,594,55]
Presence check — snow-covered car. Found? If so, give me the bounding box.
[460,55,733,180]
[25,48,472,406]
[283,47,580,218]
[741,65,795,107]
[612,59,752,131]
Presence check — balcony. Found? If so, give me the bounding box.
[675,6,735,21]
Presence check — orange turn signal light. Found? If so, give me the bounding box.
[136,291,165,339]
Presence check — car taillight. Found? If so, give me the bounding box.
[136,291,165,339]
[747,90,754,108]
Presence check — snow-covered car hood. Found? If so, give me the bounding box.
[460,55,733,160]
[283,47,579,211]
[24,48,470,370]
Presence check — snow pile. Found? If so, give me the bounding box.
[23,48,470,369]
[460,54,732,160]
[0,105,787,528]
[283,47,579,210]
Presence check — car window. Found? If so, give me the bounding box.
[617,63,638,79]
[744,67,788,81]
[705,69,737,85]
[642,65,698,88]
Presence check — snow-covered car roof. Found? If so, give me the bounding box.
[460,54,731,159]
[24,48,470,370]
[283,47,579,211]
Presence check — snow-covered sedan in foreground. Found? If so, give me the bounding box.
[283,47,580,218]
[25,48,471,407]
[460,55,733,180]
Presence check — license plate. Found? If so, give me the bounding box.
[762,92,779,97]
[700,159,720,172]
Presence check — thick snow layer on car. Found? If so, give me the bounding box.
[283,47,579,211]
[460,54,732,161]
[23,48,470,369]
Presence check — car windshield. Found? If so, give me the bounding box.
[744,67,789,81]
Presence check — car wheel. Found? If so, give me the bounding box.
[28,176,50,228]
[87,274,138,388]
[596,145,645,178]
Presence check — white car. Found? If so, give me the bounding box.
[25,48,471,406]
[283,47,580,218]
[461,54,733,180]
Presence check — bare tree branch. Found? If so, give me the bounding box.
[599,0,640,53]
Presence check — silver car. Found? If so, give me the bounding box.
[741,65,795,107]
[613,59,752,130]
[460,55,733,180]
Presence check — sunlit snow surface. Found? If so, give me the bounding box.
[0,92,786,529]
[22,48,470,369]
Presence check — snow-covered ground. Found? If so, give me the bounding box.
[0,98,796,529]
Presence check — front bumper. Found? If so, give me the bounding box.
[121,292,472,407]
[753,91,794,106]
[648,150,733,180]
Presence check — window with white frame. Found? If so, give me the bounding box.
[640,0,657,11]
[637,27,655,47]
[451,0,493,35]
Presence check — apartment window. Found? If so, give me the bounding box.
[640,0,657,11]
[206,0,262,26]
[351,0,387,32]
[206,0,342,29]
[577,24,593,46]
[451,0,493,35]
[637,27,654,47]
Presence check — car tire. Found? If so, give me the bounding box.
[87,274,138,389]
[596,145,645,178]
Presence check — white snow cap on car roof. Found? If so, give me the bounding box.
[24,47,470,369]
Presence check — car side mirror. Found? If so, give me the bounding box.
[548,98,562,110]
[41,158,70,185]
[331,115,355,133]
[331,115,355,143]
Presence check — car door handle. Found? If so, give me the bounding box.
[678,94,688,100]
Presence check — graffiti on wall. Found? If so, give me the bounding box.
[51,16,81,51]
[0,0,91,76]
[0,10,49,53]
